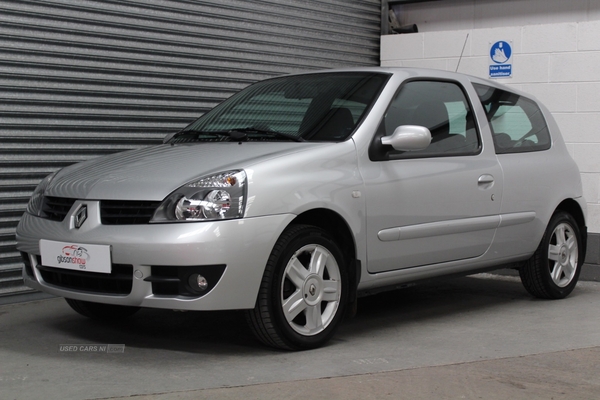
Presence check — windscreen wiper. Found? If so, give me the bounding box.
[169,129,235,143]
[228,127,304,142]
[170,127,304,143]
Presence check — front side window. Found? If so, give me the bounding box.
[473,83,551,154]
[169,72,389,143]
[378,80,480,159]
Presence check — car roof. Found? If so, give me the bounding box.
[287,66,532,100]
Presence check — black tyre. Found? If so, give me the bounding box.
[65,298,140,320]
[246,225,349,350]
[519,212,583,299]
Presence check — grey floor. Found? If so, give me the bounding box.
[2,273,600,399]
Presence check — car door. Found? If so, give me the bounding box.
[362,79,503,273]
[472,82,563,258]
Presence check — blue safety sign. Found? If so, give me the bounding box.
[489,41,512,78]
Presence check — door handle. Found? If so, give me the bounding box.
[478,174,494,189]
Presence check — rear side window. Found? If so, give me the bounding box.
[473,83,551,154]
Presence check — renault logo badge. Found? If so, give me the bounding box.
[74,205,88,229]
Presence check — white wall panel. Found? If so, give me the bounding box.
[574,145,600,173]
[393,0,596,31]
[519,84,577,113]
[551,52,600,82]
[382,0,600,239]
[576,83,600,112]
[579,20,600,50]
[423,30,471,58]
[581,174,600,204]
[521,23,577,54]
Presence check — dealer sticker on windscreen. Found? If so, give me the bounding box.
[40,240,112,274]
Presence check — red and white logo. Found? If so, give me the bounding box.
[57,245,90,268]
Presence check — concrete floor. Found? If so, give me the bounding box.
[1,274,600,400]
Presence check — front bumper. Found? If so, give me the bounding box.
[16,204,294,310]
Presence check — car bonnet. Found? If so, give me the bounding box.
[45,142,321,201]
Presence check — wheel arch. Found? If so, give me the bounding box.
[290,208,360,305]
[555,198,587,255]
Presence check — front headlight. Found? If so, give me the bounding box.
[26,171,58,216]
[151,170,247,222]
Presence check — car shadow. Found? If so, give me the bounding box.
[334,274,534,343]
[46,306,263,355]
[39,274,537,354]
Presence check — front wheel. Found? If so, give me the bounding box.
[246,225,349,350]
[519,212,584,299]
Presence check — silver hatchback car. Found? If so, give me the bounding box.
[17,68,587,350]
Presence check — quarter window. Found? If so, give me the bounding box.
[473,83,551,154]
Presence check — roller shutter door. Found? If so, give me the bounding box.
[0,0,381,294]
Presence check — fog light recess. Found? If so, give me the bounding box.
[147,265,226,297]
[189,273,208,292]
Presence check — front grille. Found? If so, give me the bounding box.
[38,263,133,295]
[41,196,77,221]
[100,200,161,225]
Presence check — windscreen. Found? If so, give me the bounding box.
[170,72,389,143]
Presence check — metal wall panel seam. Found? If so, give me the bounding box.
[0,8,380,50]
[0,0,381,285]
[0,1,380,38]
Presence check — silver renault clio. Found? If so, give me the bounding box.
[16,68,587,350]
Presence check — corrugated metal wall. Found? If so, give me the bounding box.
[0,0,381,293]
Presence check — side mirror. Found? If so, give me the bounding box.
[381,125,432,151]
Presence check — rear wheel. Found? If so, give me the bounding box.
[519,212,583,299]
[65,298,140,320]
[246,225,348,350]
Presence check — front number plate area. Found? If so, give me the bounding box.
[40,240,112,274]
